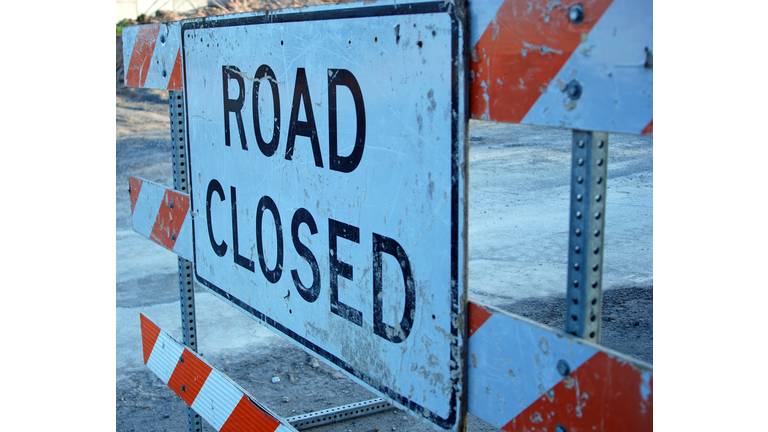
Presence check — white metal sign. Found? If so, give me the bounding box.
[181,1,467,429]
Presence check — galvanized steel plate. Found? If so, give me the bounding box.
[181,1,468,429]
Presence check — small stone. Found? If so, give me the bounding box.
[309,358,320,368]
[282,396,291,403]
[162,413,169,419]
[271,376,280,383]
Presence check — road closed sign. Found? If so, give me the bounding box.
[181,1,468,428]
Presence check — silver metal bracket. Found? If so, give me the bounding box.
[170,89,202,432]
[286,398,393,430]
[565,130,608,343]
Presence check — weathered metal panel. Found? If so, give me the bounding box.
[469,0,653,134]
[129,176,194,261]
[140,314,298,432]
[122,21,184,90]
[180,1,469,429]
[467,300,653,431]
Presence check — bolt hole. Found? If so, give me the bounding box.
[589,331,596,338]
[417,40,423,48]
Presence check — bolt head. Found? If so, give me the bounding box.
[557,360,571,376]
[565,79,583,100]
[568,4,584,25]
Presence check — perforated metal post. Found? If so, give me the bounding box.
[170,89,202,432]
[565,130,608,343]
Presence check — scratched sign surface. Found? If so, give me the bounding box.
[181,1,468,429]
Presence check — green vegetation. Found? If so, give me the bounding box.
[116,19,133,36]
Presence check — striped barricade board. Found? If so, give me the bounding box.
[121,0,652,135]
[131,179,654,431]
[467,301,652,431]
[140,314,298,432]
[129,176,193,261]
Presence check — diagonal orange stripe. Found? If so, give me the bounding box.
[501,351,652,432]
[168,48,184,91]
[167,349,213,406]
[129,177,143,216]
[642,119,653,134]
[470,0,613,123]
[139,314,161,365]
[220,395,280,432]
[468,301,493,337]
[125,24,160,88]
[150,189,190,250]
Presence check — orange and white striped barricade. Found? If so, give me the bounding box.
[129,176,193,261]
[469,0,652,134]
[122,0,652,135]
[140,314,298,431]
[467,301,652,431]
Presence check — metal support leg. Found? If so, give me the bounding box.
[170,90,202,432]
[565,130,608,343]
